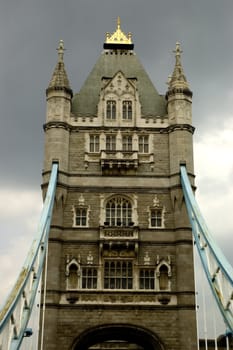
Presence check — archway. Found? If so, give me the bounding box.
[72,324,164,350]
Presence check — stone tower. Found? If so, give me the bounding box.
[41,19,197,350]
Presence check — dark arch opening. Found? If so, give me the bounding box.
[72,324,164,350]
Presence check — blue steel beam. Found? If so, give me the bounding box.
[0,162,58,350]
[180,165,233,332]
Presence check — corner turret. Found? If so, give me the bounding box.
[44,40,72,173]
[46,40,73,124]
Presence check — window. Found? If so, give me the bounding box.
[89,135,99,153]
[139,135,149,153]
[82,268,97,289]
[139,269,155,289]
[122,101,132,120]
[122,135,132,151]
[104,261,133,289]
[106,197,132,226]
[106,100,116,119]
[106,135,116,151]
[76,208,87,227]
[150,209,162,228]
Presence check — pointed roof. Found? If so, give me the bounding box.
[167,42,192,94]
[72,51,166,117]
[72,21,166,117]
[47,40,73,96]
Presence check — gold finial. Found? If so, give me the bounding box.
[105,17,132,45]
[57,39,65,62]
[117,16,121,29]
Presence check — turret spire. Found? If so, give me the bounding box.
[166,42,193,125]
[47,39,72,96]
[168,42,191,92]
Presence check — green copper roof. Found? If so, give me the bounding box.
[71,50,167,117]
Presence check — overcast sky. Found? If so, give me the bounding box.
[0,0,232,342]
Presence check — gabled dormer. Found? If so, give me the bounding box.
[98,71,141,126]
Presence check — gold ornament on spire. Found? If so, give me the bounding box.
[105,17,132,45]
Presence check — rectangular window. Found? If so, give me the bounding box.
[139,135,149,153]
[89,135,99,153]
[106,135,116,151]
[139,269,155,289]
[122,135,132,151]
[76,208,87,226]
[106,100,116,119]
[104,261,133,289]
[150,209,162,228]
[82,268,97,289]
[122,101,132,120]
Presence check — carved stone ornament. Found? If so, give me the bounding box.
[78,194,85,206]
[153,195,161,208]
[87,251,94,265]
[144,252,151,265]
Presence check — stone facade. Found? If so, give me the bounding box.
[40,22,197,350]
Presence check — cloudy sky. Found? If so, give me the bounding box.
[0,0,232,342]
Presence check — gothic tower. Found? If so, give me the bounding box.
[41,19,197,350]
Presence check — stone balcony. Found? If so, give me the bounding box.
[100,150,138,169]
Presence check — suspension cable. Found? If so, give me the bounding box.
[201,268,208,350]
[40,240,49,350]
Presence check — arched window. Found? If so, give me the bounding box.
[106,100,116,119]
[150,209,162,227]
[122,101,132,120]
[76,208,87,227]
[105,197,132,226]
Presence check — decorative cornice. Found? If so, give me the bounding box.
[165,123,195,134]
[43,121,71,131]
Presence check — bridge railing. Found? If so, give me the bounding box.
[180,165,233,332]
[0,163,58,350]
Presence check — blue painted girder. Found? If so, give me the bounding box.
[180,165,233,332]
